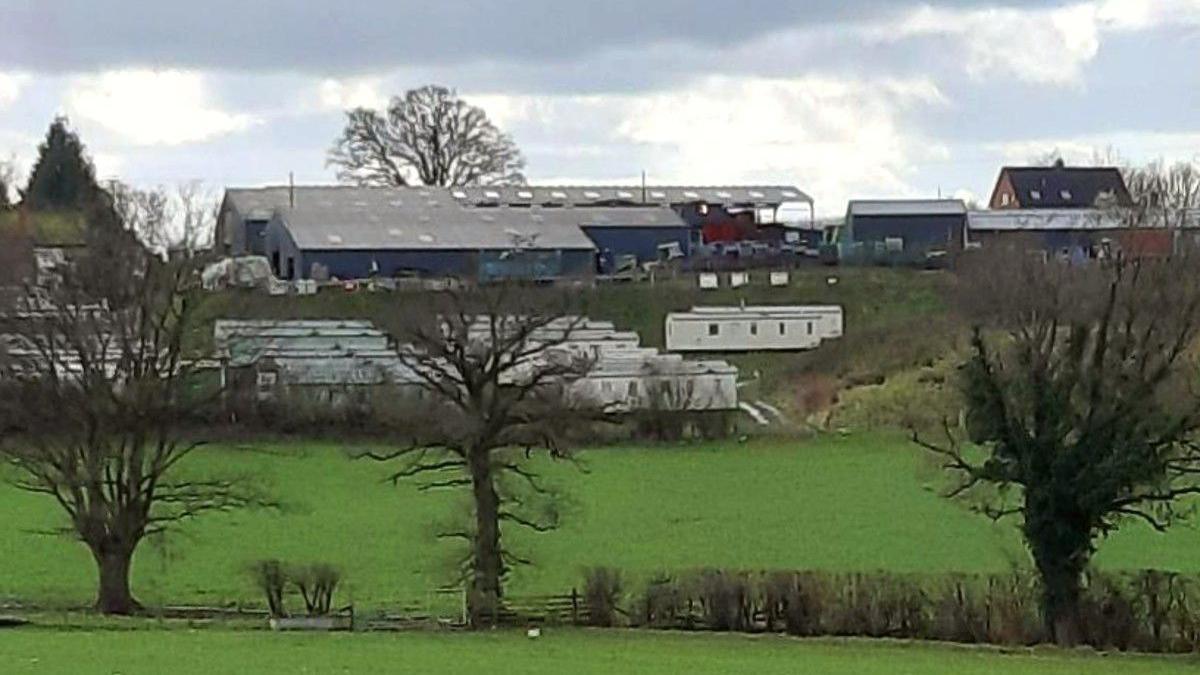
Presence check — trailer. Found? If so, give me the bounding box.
[665,305,843,352]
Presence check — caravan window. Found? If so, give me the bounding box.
[627,381,638,397]
[807,321,814,335]
[779,322,786,335]
[750,322,758,336]
[708,323,720,336]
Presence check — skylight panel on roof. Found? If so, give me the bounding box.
[617,190,633,199]
[782,190,798,198]
[388,199,404,207]
[683,191,700,199]
[419,234,434,243]
[452,190,467,199]
[517,190,534,199]
[326,234,343,244]
[1061,190,1072,200]
[650,190,666,199]
[388,228,403,237]
[715,191,732,199]
[748,190,765,199]
[484,190,500,200]
[584,190,601,199]
[1031,190,1042,200]
[481,214,496,222]
[551,191,568,200]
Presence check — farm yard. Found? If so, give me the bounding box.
[2,434,1196,611]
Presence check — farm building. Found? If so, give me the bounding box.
[967,209,1173,259]
[665,305,843,352]
[840,200,967,265]
[217,184,813,280]
[988,160,1133,210]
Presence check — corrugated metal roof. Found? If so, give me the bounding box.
[228,186,689,251]
[452,185,811,206]
[968,209,1127,231]
[225,184,810,213]
[847,199,967,217]
[277,201,600,252]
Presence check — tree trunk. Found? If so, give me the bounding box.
[1027,522,1088,646]
[1040,563,1084,647]
[468,450,503,628]
[92,545,140,615]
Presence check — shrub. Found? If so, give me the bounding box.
[615,567,1199,653]
[583,567,624,627]
[250,559,288,618]
[290,563,342,616]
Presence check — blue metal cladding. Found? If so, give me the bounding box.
[285,248,594,280]
[848,214,965,251]
[582,226,691,274]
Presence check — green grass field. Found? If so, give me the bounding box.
[2,626,1196,675]
[2,435,1197,611]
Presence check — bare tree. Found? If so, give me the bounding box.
[107,180,217,257]
[0,155,19,209]
[1122,160,1200,231]
[916,252,1200,646]
[328,85,526,187]
[363,286,602,626]
[0,193,267,614]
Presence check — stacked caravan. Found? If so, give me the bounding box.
[215,316,740,413]
[213,319,419,405]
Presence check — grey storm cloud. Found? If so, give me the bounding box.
[1,0,1053,74]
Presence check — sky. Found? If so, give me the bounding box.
[0,0,1198,216]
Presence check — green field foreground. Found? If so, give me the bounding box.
[2,627,1197,675]
[1,435,1198,609]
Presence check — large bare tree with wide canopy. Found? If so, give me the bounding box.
[328,85,526,187]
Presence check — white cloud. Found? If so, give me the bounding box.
[872,4,1101,86]
[471,76,948,216]
[987,130,1200,166]
[869,1,1200,86]
[0,72,30,108]
[66,69,257,146]
[316,77,389,111]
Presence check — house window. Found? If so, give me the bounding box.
[750,322,758,336]
[1001,193,1011,206]
[779,322,786,335]
[286,257,296,280]
[1030,190,1041,200]
[708,323,720,336]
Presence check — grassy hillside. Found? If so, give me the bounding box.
[5,627,1196,675]
[2,435,1195,611]
[191,268,959,414]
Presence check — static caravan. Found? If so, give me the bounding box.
[569,354,739,412]
[665,305,843,352]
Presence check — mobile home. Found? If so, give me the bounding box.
[665,305,843,352]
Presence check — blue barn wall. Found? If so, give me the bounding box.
[263,219,594,280]
[847,214,965,252]
[298,248,593,280]
[582,226,691,274]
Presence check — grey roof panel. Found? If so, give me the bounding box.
[847,199,967,217]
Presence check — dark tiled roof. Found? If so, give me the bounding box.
[1000,165,1132,209]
